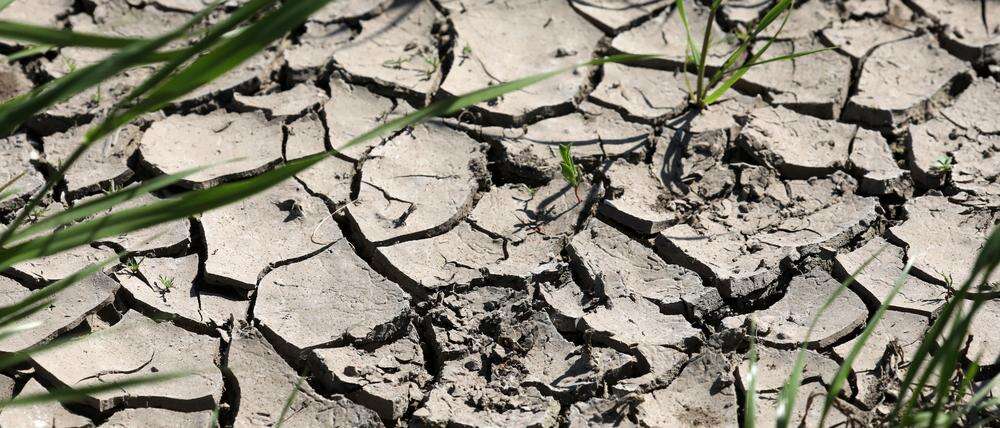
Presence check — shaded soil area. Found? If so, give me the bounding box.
[1,0,999,426]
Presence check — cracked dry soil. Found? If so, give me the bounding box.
[1,0,1000,426]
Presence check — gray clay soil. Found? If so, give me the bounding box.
[1,0,999,426]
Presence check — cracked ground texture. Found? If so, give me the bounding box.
[0,0,999,426]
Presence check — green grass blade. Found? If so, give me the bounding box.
[7,165,206,243]
[0,21,147,49]
[274,374,304,428]
[5,44,53,62]
[0,0,15,12]
[735,46,835,69]
[0,372,184,407]
[927,299,984,425]
[0,171,24,197]
[674,0,701,67]
[819,259,913,426]
[744,320,759,428]
[775,244,887,428]
[752,0,792,36]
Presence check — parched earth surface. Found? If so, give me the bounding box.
[1,0,1000,426]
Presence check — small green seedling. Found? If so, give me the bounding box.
[932,155,954,174]
[675,0,833,108]
[124,256,144,275]
[158,275,175,291]
[559,144,582,203]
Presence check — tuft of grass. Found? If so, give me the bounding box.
[674,0,833,108]
[559,144,582,203]
[157,275,174,291]
[770,227,1000,427]
[932,155,954,174]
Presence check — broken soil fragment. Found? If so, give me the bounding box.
[635,351,738,427]
[439,0,603,123]
[255,236,410,353]
[737,105,853,178]
[834,236,946,314]
[844,35,969,128]
[753,268,867,348]
[848,128,912,197]
[348,122,486,246]
[201,179,335,290]
[227,324,382,427]
[138,111,284,189]
[32,312,224,412]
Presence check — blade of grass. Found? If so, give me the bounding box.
[895,226,1000,420]
[675,0,702,68]
[0,372,184,407]
[0,0,14,12]
[7,165,207,243]
[5,44,53,62]
[819,259,914,426]
[0,21,148,49]
[0,171,24,197]
[775,244,887,428]
[744,320,759,428]
[274,374,305,428]
[926,298,985,426]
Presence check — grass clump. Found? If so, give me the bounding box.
[675,0,832,108]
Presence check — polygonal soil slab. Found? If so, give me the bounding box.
[908,0,1000,61]
[311,325,430,423]
[569,0,669,33]
[612,2,738,69]
[0,378,91,427]
[227,324,382,427]
[834,236,947,314]
[964,299,1000,369]
[138,111,284,189]
[940,77,1000,135]
[761,0,842,40]
[833,309,929,406]
[907,118,1000,204]
[347,122,486,246]
[599,158,677,234]
[41,124,142,199]
[737,105,853,178]
[0,273,118,354]
[844,35,969,128]
[255,236,410,353]
[635,351,738,427]
[887,196,1000,289]
[820,18,913,61]
[115,255,246,330]
[746,382,851,427]
[738,346,838,392]
[849,128,911,197]
[568,220,703,314]
[232,83,328,118]
[0,134,45,214]
[753,268,868,348]
[736,37,852,119]
[201,179,337,290]
[32,312,224,412]
[283,21,352,78]
[589,64,692,122]
[332,0,443,99]
[494,103,652,182]
[102,408,215,428]
[438,0,604,123]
